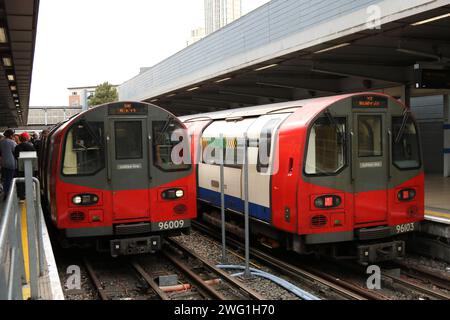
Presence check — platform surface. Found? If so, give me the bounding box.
[425,175,450,224]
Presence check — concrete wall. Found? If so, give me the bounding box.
[411,95,444,174]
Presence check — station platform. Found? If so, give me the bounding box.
[0,197,64,300]
[425,175,450,225]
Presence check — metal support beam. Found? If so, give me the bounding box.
[444,94,450,177]
[219,86,292,101]
[311,62,409,84]
[255,76,341,93]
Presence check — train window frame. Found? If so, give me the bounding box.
[257,118,281,173]
[114,121,143,160]
[391,116,422,171]
[357,115,383,158]
[152,119,191,172]
[61,120,106,177]
[201,136,244,169]
[303,115,348,177]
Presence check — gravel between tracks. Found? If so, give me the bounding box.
[173,230,311,300]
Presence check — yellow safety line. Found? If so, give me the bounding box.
[20,202,31,300]
[425,210,450,220]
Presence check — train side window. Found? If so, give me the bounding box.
[153,120,191,171]
[358,115,382,157]
[62,121,105,176]
[115,121,143,160]
[305,117,346,175]
[392,117,421,170]
[257,119,280,173]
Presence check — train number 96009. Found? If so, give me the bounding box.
[157,220,185,231]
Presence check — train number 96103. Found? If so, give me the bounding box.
[395,222,415,234]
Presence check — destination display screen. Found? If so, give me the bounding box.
[352,95,388,109]
[108,103,148,115]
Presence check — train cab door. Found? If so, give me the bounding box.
[109,118,151,221]
[352,113,389,224]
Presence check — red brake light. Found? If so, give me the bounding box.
[398,189,417,201]
[324,197,333,207]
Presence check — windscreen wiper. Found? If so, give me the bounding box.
[325,109,345,143]
[82,119,103,147]
[155,117,174,145]
[394,109,411,144]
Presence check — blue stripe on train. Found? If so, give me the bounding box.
[198,187,271,223]
[444,124,450,130]
[445,148,450,154]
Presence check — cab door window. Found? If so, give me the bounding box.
[153,119,191,171]
[62,121,105,175]
[358,115,382,157]
[392,117,421,169]
[305,117,346,175]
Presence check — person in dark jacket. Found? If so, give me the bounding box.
[0,129,17,201]
[14,132,36,200]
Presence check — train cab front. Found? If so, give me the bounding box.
[48,101,196,257]
[298,94,424,264]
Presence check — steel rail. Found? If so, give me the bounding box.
[381,272,450,300]
[192,221,380,300]
[162,250,227,300]
[130,261,170,300]
[166,238,263,300]
[82,258,109,300]
[392,261,450,292]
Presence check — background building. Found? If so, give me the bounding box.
[205,0,241,35]
[27,106,82,127]
[187,27,206,46]
[68,85,118,111]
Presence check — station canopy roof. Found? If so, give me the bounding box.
[0,0,39,129]
[126,4,450,116]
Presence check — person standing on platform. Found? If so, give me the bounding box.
[14,132,36,201]
[34,129,49,159]
[0,129,17,201]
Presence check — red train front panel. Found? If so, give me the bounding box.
[272,93,424,262]
[44,102,196,256]
[188,93,424,263]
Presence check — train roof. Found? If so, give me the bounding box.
[180,92,400,122]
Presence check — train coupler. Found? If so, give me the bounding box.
[357,240,405,264]
[110,236,161,257]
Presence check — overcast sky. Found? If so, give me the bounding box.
[29,0,269,106]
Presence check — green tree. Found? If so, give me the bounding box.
[88,82,118,107]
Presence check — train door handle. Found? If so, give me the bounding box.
[288,158,294,176]
[148,135,153,181]
[106,135,112,181]
[387,130,392,180]
[349,131,354,183]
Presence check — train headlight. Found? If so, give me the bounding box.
[72,196,82,205]
[72,194,99,206]
[162,188,185,200]
[175,190,184,198]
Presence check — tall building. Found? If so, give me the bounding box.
[205,0,242,35]
[187,27,206,46]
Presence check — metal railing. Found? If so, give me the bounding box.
[0,154,45,300]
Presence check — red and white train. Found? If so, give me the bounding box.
[40,101,196,256]
[182,93,424,263]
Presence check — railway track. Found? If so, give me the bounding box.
[193,220,450,300]
[163,238,263,300]
[192,221,385,300]
[83,257,168,300]
[82,239,262,301]
[391,260,450,292]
